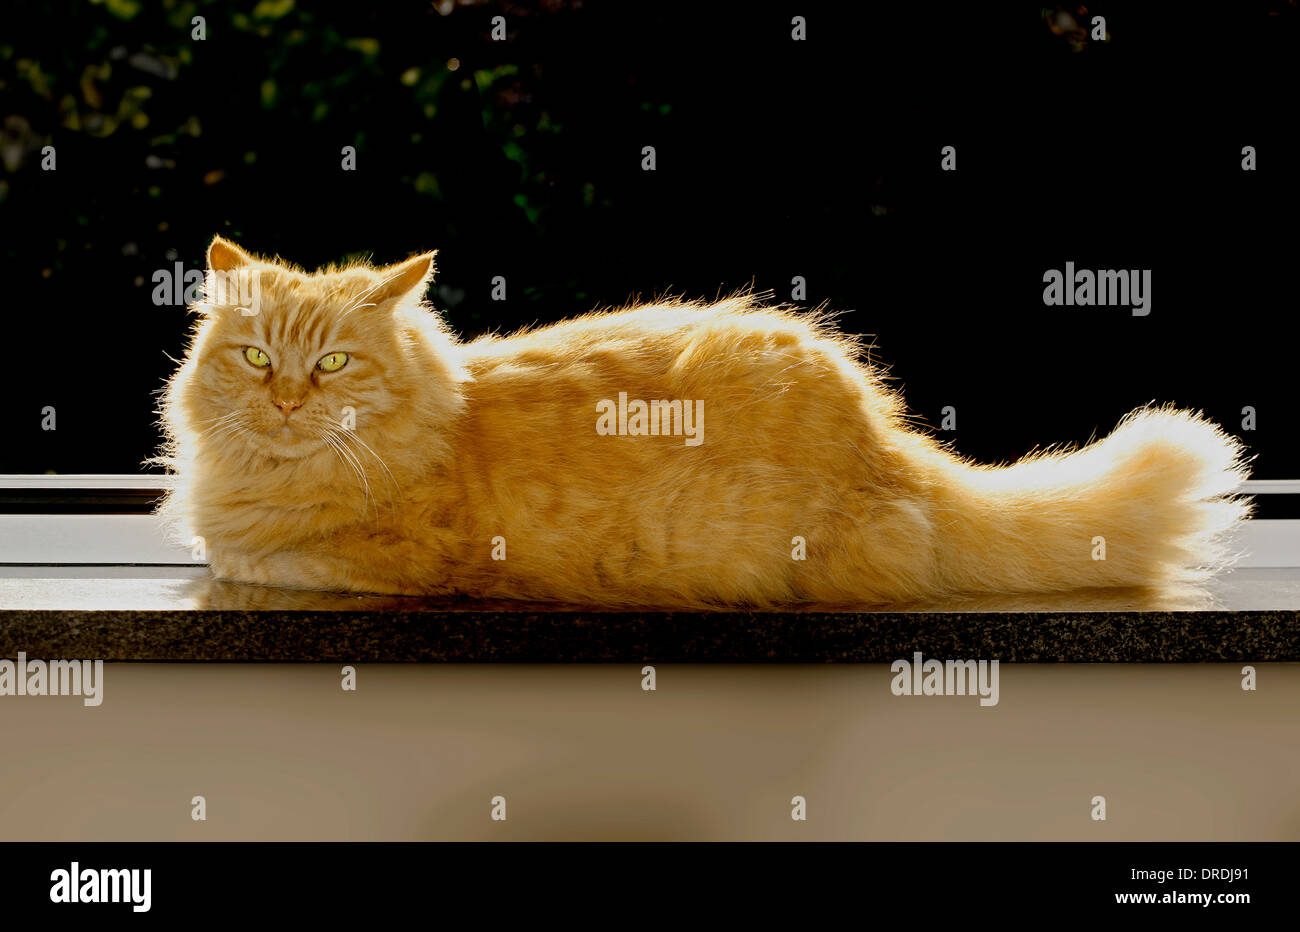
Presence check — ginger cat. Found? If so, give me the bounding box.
[156,237,1251,607]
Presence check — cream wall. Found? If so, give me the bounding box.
[1,663,1296,841]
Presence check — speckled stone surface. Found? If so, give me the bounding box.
[1,565,1297,661]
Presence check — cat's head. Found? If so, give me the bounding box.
[163,236,458,465]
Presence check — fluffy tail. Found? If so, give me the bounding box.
[927,407,1252,594]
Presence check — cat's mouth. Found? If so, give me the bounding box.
[260,419,298,440]
[251,420,322,459]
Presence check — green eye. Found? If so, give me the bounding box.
[317,351,349,372]
[244,346,271,368]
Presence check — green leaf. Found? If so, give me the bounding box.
[105,0,142,20]
[253,0,295,19]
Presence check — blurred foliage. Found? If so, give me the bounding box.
[0,0,633,292]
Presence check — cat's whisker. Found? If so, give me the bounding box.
[196,416,249,444]
[194,412,247,437]
[322,437,371,520]
[327,428,398,522]
[320,433,370,519]
[196,411,242,427]
[332,428,400,507]
[342,269,407,314]
[197,422,242,440]
[322,430,376,520]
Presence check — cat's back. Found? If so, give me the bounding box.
[461,294,857,382]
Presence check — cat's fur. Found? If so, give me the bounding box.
[156,237,1251,607]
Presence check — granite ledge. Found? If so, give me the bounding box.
[1,566,1298,661]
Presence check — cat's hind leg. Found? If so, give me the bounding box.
[789,493,939,606]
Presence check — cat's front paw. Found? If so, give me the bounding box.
[208,549,275,587]
[209,546,414,595]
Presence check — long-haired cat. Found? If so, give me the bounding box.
[156,237,1251,607]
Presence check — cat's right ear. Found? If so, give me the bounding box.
[372,251,438,305]
[207,235,254,272]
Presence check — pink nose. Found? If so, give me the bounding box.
[275,398,302,415]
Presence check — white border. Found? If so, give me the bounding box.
[0,474,174,489]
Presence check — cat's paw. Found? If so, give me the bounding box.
[207,549,274,587]
[210,546,430,596]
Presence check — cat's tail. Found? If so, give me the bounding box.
[926,406,1252,594]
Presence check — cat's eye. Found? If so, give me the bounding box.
[244,346,271,368]
[317,351,349,373]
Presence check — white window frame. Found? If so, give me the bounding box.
[0,474,191,564]
[0,475,1298,567]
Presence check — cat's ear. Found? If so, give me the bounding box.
[373,251,438,304]
[207,235,254,272]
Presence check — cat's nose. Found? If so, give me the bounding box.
[274,397,303,416]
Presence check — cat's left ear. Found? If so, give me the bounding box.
[207,235,255,272]
[373,250,438,305]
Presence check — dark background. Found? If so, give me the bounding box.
[2,0,1297,476]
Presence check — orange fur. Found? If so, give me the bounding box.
[155,237,1252,607]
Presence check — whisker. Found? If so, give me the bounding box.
[333,428,400,506]
[328,432,389,521]
[341,269,407,315]
[320,434,371,520]
[323,430,375,519]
